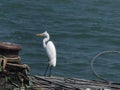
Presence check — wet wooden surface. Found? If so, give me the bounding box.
[29,75,120,90]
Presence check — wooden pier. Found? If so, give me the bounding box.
[29,75,120,90]
[1,74,120,90]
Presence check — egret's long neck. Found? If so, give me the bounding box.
[43,34,50,48]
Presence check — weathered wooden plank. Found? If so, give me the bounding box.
[29,75,120,90]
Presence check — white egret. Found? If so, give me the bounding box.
[36,31,57,76]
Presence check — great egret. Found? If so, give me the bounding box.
[36,31,57,76]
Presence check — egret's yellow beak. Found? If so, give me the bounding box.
[36,33,43,37]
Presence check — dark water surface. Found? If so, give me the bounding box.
[0,0,120,83]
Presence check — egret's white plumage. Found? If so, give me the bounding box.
[46,41,56,67]
[36,31,57,76]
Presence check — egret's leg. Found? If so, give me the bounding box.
[44,64,49,76]
[49,66,52,77]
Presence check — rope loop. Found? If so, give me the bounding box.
[91,50,120,83]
